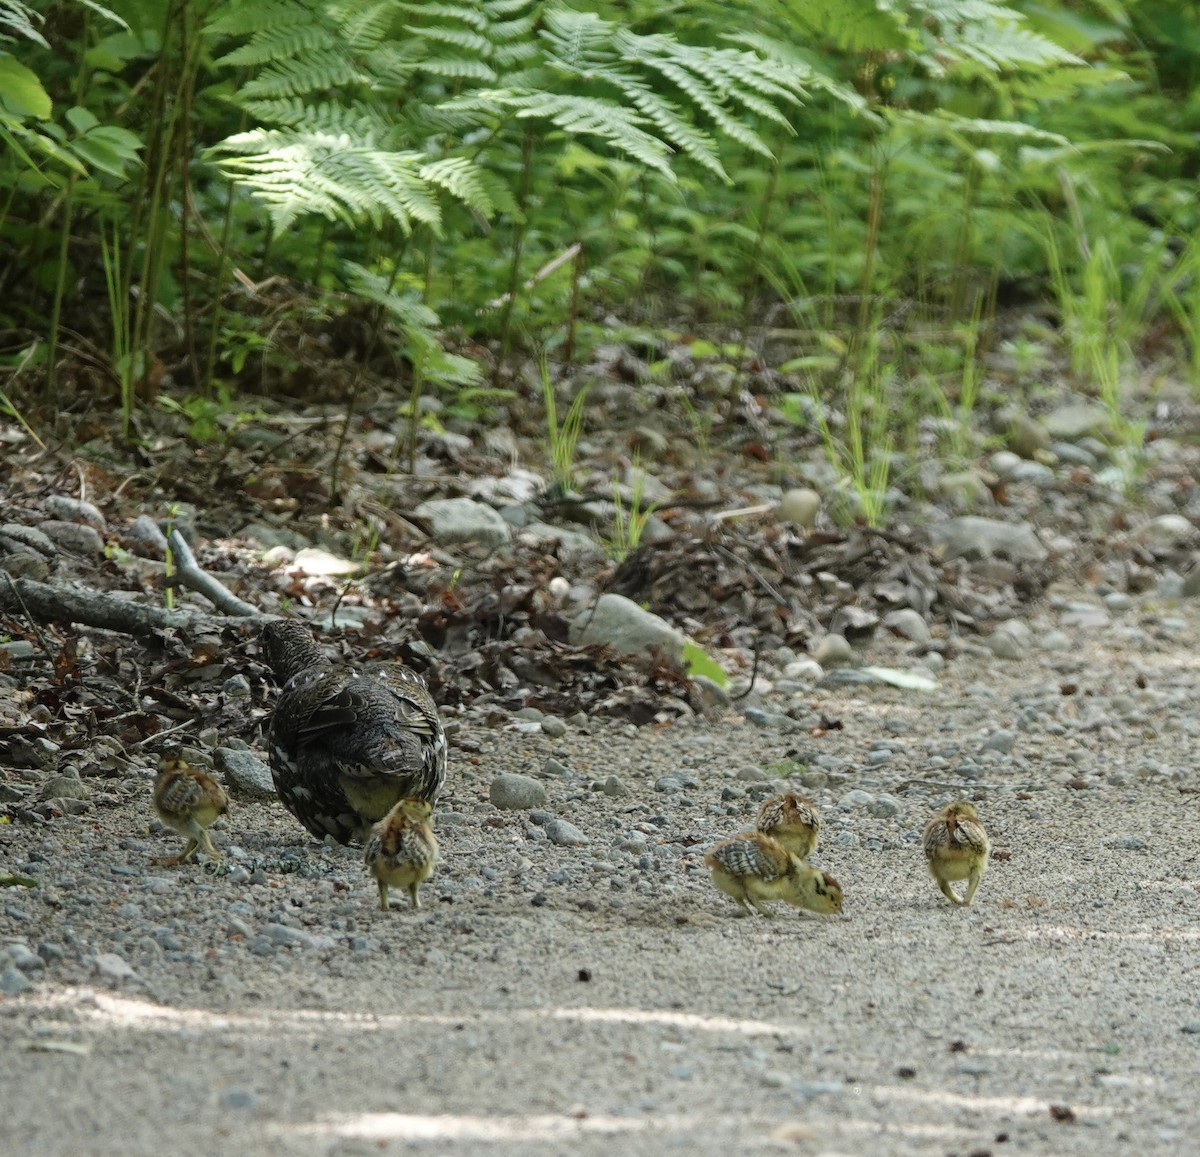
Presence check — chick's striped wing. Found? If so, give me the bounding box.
[706,833,791,880]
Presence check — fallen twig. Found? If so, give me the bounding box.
[166,529,261,617]
[0,575,256,635]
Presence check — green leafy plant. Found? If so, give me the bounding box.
[607,467,661,562]
[541,362,588,491]
[683,640,727,688]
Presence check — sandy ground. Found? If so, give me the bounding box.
[3,604,1200,1157]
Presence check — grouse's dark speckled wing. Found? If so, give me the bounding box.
[263,622,446,845]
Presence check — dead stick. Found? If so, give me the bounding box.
[166,529,261,618]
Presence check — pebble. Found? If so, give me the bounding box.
[743,707,792,728]
[884,608,930,644]
[541,757,570,777]
[838,789,875,809]
[0,966,33,995]
[219,1090,258,1111]
[92,952,139,982]
[987,623,1031,661]
[777,487,822,528]
[40,520,104,556]
[541,717,567,738]
[867,794,901,818]
[982,729,1016,754]
[812,634,853,668]
[263,924,335,950]
[45,495,106,532]
[603,776,631,799]
[782,658,823,683]
[545,819,589,847]
[490,773,548,810]
[7,943,43,971]
[1106,835,1148,851]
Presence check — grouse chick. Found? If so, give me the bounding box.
[364,797,439,911]
[756,792,821,860]
[923,800,990,906]
[705,831,843,917]
[263,620,447,845]
[151,759,228,866]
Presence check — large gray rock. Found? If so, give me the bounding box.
[569,593,686,666]
[214,748,276,801]
[489,773,547,810]
[1043,401,1114,442]
[932,517,1046,562]
[415,497,512,548]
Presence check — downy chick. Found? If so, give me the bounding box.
[705,831,843,917]
[756,792,821,860]
[151,760,228,866]
[923,800,989,906]
[364,797,438,911]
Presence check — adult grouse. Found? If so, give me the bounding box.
[263,620,446,845]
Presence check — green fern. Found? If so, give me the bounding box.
[207,0,825,228]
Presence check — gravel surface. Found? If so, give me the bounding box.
[3,599,1200,1156]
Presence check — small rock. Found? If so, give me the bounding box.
[223,674,252,698]
[987,620,1032,661]
[219,1090,258,1111]
[39,776,88,802]
[938,471,991,509]
[982,729,1016,754]
[883,609,930,644]
[414,496,512,548]
[690,675,732,711]
[568,593,686,667]
[988,450,1023,480]
[812,634,853,668]
[45,496,106,532]
[867,794,901,818]
[743,707,792,728]
[545,819,589,847]
[655,775,685,793]
[214,748,276,801]
[0,966,32,995]
[263,924,335,950]
[0,553,50,580]
[1106,835,1148,851]
[782,658,823,683]
[125,514,167,558]
[39,520,103,557]
[7,944,42,971]
[838,789,875,809]
[934,516,1046,562]
[1043,401,1113,442]
[490,773,548,810]
[1135,515,1194,554]
[0,524,55,556]
[541,757,570,778]
[541,717,567,738]
[1006,412,1050,458]
[777,488,822,528]
[603,775,631,799]
[92,952,139,982]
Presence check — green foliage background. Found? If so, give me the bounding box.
[2,0,1200,455]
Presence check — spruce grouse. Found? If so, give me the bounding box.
[262,620,446,845]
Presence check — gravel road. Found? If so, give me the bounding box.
[2,596,1199,1157]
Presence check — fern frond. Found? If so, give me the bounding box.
[441,90,675,176]
[0,0,47,46]
[419,156,494,215]
[212,129,440,232]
